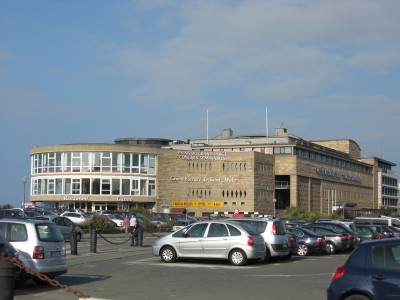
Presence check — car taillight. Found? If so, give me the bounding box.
[340,235,348,241]
[247,236,255,246]
[332,266,346,281]
[271,223,277,235]
[347,233,353,240]
[316,237,324,244]
[33,246,45,259]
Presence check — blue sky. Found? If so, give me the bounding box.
[1,1,399,208]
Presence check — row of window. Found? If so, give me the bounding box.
[382,176,398,187]
[31,152,156,175]
[32,176,156,197]
[382,197,398,207]
[295,148,371,173]
[382,187,398,197]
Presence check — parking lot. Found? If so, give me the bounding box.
[13,234,349,300]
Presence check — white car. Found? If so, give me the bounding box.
[104,214,123,227]
[60,212,90,225]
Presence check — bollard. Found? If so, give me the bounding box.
[0,248,15,300]
[90,227,97,253]
[70,228,78,255]
[138,227,144,246]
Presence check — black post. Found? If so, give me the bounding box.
[70,228,78,255]
[90,227,97,253]
[0,246,15,300]
[138,226,144,246]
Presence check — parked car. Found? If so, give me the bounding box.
[152,220,266,266]
[302,225,350,254]
[225,218,289,262]
[0,218,67,285]
[286,227,326,256]
[309,221,359,249]
[327,238,400,300]
[355,225,380,242]
[0,233,21,284]
[35,215,83,242]
[103,214,124,227]
[60,212,90,225]
[372,225,395,238]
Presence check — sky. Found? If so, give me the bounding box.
[1,0,400,208]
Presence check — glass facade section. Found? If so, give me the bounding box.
[31,150,157,198]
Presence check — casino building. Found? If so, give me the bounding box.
[29,127,398,217]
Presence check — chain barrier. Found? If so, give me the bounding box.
[0,256,92,299]
[97,226,162,245]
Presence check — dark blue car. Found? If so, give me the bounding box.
[327,238,400,300]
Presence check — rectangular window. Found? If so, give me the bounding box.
[48,153,55,173]
[82,152,90,171]
[140,179,147,196]
[92,178,100,194]
[101,179,111,195]
[56,153,62,172]
[62,152,71,172]
[149,155,156,175]
[112,153,122,172]
[131,179,139,195]
[122,154,130,173]
[112,179,120,195]
[122,179,130,195]
[48,179,55,194]
[72,179,80,194]
[102,152,111,171]
[132,154,139,173]
[72,152,81,172]
[140,154,148,174]
[56,179,62,194]
[92,152,101,171]
[65,179,71,194]
[148,179,155,196]
[82,178,90,194]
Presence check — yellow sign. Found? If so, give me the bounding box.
[172,201,223,207]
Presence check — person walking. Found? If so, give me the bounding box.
[131,220,140,247]
[123,214,130,234]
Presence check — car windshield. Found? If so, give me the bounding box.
[36,223,64,242]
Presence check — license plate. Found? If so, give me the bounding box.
[51,251,62,257]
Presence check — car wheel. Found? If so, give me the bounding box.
[160,246,177,263]
[297,244,309,256]
[325,242,336,254]
[76,232,82,242]
[343,295,370,300]
[263,248,271,263]
[229,249,247,266]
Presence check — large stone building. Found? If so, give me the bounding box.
[29,127,398,218]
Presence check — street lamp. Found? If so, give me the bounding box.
[22,176,27,214]
[186,190,190,221]
[273,198,277,218]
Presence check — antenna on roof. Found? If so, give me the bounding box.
[207,109,209,144]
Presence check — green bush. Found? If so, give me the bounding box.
[88,214,115,233]
[282,207,341,222]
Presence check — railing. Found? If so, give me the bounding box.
[275,181,290,189]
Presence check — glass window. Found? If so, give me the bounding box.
[62,152,71,172]
[101,179,111,195]
[92,152,101,171]
[72,179,80,194]
[149,155,156,175]
[48,179,55,195]
[56,179,62,194]
[41,179,47,195]
[122,179,130,195]
[132,154,139,173]
[122,154,130,173]
[148,179,155,196]
[112,179,120,195]
[56,153,62,172]
[140,154,148,174]
[207,223,229,237]
[92,178,100,194]
[102,152,111,171]
[82,152,90,171]
[10,224,27,241]
[48,153,55,172]
[227,224,241,236]
[82,178,90,194]
[140,179,147,196]
[112,153,122,172]
[131,179,139,195]
[186,223,208,237]
[36,223,64,242]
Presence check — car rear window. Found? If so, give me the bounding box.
[36,223,64,242]
[236,223,261,236]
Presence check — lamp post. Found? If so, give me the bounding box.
[186,190,190,221]
[22,176,27,214]
[273,198,277,218]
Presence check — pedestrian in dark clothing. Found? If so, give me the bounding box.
[131,221,139,246]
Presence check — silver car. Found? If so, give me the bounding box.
[226,218,289,261]
[36,215,83,242]
[152,220,266,266]
[0,218,67,284]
